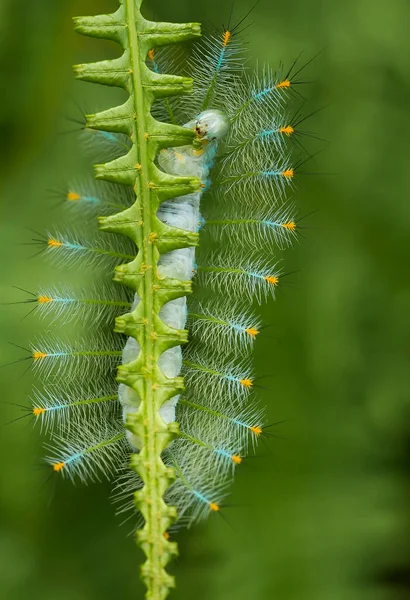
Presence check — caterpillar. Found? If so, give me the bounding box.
[9,1,318,598]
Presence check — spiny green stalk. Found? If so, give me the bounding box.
[73,1,201,597]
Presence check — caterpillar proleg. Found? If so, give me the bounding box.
[10,1,319,598]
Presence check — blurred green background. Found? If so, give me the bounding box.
[1,0,410,598]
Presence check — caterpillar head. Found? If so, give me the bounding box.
[193,109,230,141]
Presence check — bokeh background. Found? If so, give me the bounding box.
[1,0,410,598]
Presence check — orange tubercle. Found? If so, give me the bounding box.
[163,532,170,540]
[222,30,231,47]
[67,191,80,201]
[276,79,291,89]
[282,169,294,179]
[38,295,52,304]
[47,238,63,248]
[239,378,253,388]
[53,462,65,473]
[32,351,47,361]
[147,48,155,61]
[265,275,279,286]
[245,327,259,338]
[250,425,263,436]
[209,502,220,512]
[231,454,242,465]
[279,125,294,136]
[33,407,46,416]
[282,221,296,231]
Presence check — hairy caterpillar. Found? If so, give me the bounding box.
[9,1,318,597]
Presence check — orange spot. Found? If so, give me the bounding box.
[38,296,52,304]
[222,30,231,47]
[209,502,220,512]
[67,191,80,201]
[279,125,294,136]
[282,169,294,179]
[276,79,291,89]
[148,48,155,61]
[149,232,158,243]
[282,221,296,231]
[231,454,242,465]
[33,351,47,361]
[239,378,253,388]
[53,462,65,472]
[245,327,259,338]
[33,407,46,416]
[250,425,262,436]
[47,239,62,248]
[163,532,170,540]
[265,275,279,286]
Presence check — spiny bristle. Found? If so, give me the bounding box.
[177,404,247,476]
[178,398,265,451]
[20,284,132,325]
[183,30,245,118]
[61,179,133,215]
[31,385,119,433]
[165,454,229,526]
[45,424,128,484]
[30,230,135,271]
[81,128,132,162]
[196,252,282,303]
[187,300,261,351]
[220,111,293,170]
[228,65,300,125]
[29,334,123,380]
[182,351,254,401]
[217,158,294,200]
[202,202,298,249]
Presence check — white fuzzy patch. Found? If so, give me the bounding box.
[119,112,229,450]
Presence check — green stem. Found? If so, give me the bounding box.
[125,2,167,597]
[73,3,201,596]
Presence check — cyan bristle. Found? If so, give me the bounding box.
[196,253,282,302]
[187,300,261,351]
[45,424,127,484]
[31,385,119,433]
[18,284,132,325]
[39,230,135,270]
[182,351,254,401]
[203,202,298,249]
[81,124,132,163]
[178,398,265,450]
[30,334,123,380]
[63,179,132,215]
